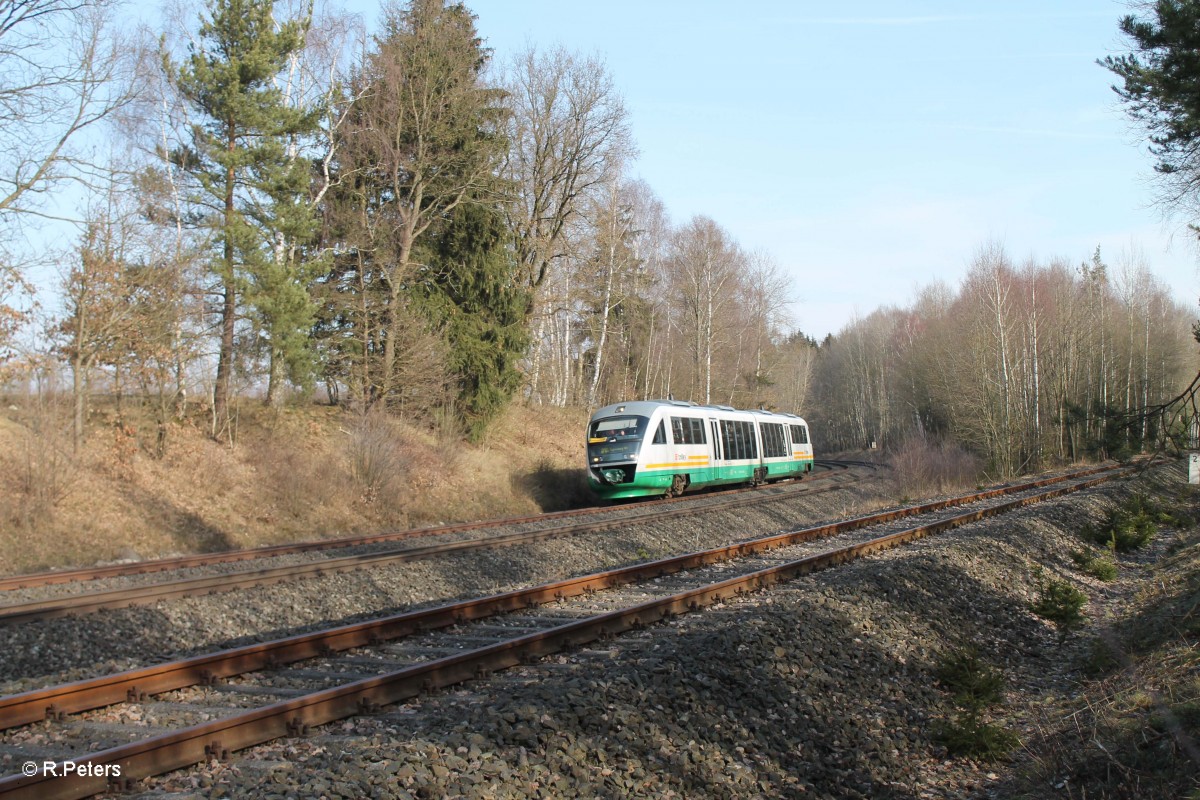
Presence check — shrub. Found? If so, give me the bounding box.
[934,713,1020,760]
[8,394,77,529]
[1082,494,1187,553]
[888,436,981,498]
[345,410,404,504]
[525,458,591,512]
[1080,638,1120,678]
[931,648,1018,760]
[1070,548,1118,581]
[934,648,1005,710]
[1032,575,1087,630]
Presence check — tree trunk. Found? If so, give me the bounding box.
[213,127,237,442]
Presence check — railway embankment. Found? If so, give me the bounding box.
[0,404,591,577]
[104,461,1198,799]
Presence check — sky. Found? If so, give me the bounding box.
[362,0,1200,340]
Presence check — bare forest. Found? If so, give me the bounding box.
[0,0,1197,537]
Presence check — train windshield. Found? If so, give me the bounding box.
[588,416,648,441]
[587,415,648,465]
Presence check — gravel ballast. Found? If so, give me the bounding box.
[0,474,889,689]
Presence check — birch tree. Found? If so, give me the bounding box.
[667,216,742,404]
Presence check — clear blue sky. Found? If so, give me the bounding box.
[402,0,1198,339]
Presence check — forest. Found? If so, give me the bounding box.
[0,0,1196,480]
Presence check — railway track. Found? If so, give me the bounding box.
[0,461,868,626]
[0,460,861,594]
[0,461,1135,799]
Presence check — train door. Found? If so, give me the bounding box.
[709,419,722,479]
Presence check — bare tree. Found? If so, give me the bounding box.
[57,186,143,450]
[582,169,639,406]
[0,0,131,379]
[736,250,792,406]
[0,0,131,219]
[667,216,743,404]
[55,169,204,454]
[500,46,632,401]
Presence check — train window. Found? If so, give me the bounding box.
[760,422,787,458]
[789,424,809,445]
[720,420,758,460]
[652,420,666,444]
[670,416,706,445]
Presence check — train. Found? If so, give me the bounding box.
[586,399,814,500]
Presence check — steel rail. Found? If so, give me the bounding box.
[0,462,1122,731]
[0,466,863,626]
[0,461,856,593]
[0,462,1133,800]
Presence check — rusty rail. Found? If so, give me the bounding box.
[0,465,862,626]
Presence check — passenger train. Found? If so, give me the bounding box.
[586,399,814,500]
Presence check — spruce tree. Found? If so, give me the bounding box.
[415,202,529,440]
[332,0,506,406]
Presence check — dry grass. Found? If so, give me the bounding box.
[0,399,589,576]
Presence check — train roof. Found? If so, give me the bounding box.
[590,399,806,424]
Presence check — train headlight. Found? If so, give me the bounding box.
[602,468,625,484]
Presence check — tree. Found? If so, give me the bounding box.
[734,251,791,407]
[500,46,633,402]
[54,170,205,455]
[0,0,131,378]
[1103,1,1200,215]
[58,197,140,450]
[335,0,505,406]
[667,216,743,404]
[165,0,316,437]
[1104,1,1200,450]
[0,264,34,381]
[414,202,529,439]
[580,171,639,407]
[0,0,130,219]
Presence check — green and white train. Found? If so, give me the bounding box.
[586,399,814,500]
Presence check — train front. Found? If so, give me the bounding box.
[586,405,652,499]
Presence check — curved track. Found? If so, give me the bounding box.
[0,461,868,625]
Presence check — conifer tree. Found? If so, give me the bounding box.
[333,0,505,405]
[415,202,529,439]
[166,0,318,434]
[1104,1,1200,213]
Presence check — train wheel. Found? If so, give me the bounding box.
[665,474,687,498]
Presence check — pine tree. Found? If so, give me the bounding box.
[1104,1,1200,214]
[166,0,318,434]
